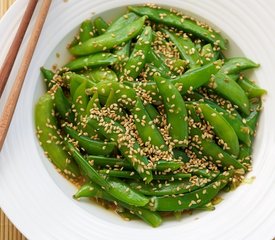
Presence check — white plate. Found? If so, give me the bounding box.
[1,0,275,239]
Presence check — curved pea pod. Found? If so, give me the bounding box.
[79,19,94,43]
[129,176,211,196]
[52,86,74,123]
[35,93,79,178]
[93,17,109,35]
[120,26,153,81]
[203,100,252,146]
[131,98,168,150]
[198,103,239,156]
[162,29,201,69]
[64,53,117,71]
[82,67,118,83]
[150,170,233,211]
[74,181,162,227]
[107,177,149,207]
[106,12,139,33]
[190,127,246,171]
[64,126,116,155]
[209,72,250,115]
[220,57,259,75]
[128,6,227,49]
[87,116,153,183]
[237,77,267,98]
[70,16,147,56]
[40,67,54,89]
[126,60,222,103]
[155,75,188,147]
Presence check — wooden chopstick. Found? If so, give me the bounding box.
[0,0,52,151]
[0,0,38,98]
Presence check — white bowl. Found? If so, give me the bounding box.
[1,0,275,239]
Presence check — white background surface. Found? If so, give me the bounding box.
[0,0,275,239]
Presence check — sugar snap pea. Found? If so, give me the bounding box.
[64,53,117,71]
[120,26,153,81]
[35,93,79,177]
[150,170,233,211]
[79,20,94,43]
[198,103,240,156]
[40,67,54,89]
[128,6,227,49]
[64,126,116,155]
[70,16,147,56]
[155,75,188,147]
[162,29,201,69]
[237,77,267,98]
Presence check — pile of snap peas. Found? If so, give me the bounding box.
[35,4,266,227]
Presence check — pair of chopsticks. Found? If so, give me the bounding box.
[0,0,52,150]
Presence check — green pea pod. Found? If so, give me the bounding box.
[129,175,213,196]
[162,29,201,69]
[246,98,262,136]
[190,127,246,171]
[93,17,109,35]
[35,93,79,178]
[106,12,139,33]
[113,41,131,75]
[52,86,74,123]
[237,77,267,98]
[121,26,153,81]
[194,99,252,146]
[151,170,233,211]
[40,67,54,89]
[220,57,259,75]
[210,72,250,115]
[128,6,227,49]
[107,177,149,207]
[67,142,149,206]
[79,20,94,43]
[70,16,147,56]
[87,116,153,183]
[64,53,117,71]
[87,155,181,172]
[82,67,118,83]
[126,60,222,103]
[198,103,240,156]
[155,75,188,147]
[74,181,162,227]
[64,126,116,155]
[131,98,167,150]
